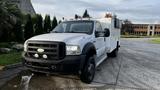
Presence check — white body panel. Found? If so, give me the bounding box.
[97,17,121,53]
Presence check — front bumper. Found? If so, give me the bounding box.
[22,52,86,73]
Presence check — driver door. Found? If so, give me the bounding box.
[94,22,106,63]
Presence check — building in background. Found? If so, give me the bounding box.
[132,24,160,36]
[8,0,35,15]
[122,23,160,36]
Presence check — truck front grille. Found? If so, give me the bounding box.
[26,41,66,60]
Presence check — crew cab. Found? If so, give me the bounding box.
[22,14,121,83]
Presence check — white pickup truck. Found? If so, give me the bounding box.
[22,15,121,83]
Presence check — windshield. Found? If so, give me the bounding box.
[51,21,94,34]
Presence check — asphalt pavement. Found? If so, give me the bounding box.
[1,38,160,90]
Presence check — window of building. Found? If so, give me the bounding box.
[150,26,153,30]
[150,31,152,35]
[155,26,158,29]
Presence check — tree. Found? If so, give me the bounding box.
[44,15,51,33]
[75,14,78,20]
[34,14,43,35]
[75,14,81,20]
[0,0,22,42]
[122,19,133,35]
[13,20,23,42]
[0,1,22,30]
[123,19,132,24]
[51,16,58,30]
[24,14,34,40]
[62,17,65,21]
[82,9,90,18]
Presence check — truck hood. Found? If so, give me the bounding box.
[28,33,92,45]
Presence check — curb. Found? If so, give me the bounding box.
[3,62,23,70]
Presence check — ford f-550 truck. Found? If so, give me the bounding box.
[22,14,121,83]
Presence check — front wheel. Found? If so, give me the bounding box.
[80,56,95,84]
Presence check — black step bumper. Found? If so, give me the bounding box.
[22,52,86,73]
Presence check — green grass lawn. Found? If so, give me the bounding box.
[0,42,22,66]
[149,38,160,44]
[0,52,22,65]
[121,35,160,38]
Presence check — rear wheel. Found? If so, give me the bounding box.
[80,56,95,84]
[108,42,119,57]
[109,48,118,57]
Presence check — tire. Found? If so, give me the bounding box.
[108,46,118,57]
[110,48,118,57]
[80,56,95,84]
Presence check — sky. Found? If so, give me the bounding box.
[31,0,160,24]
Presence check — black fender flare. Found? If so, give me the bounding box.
[82,42,96,55]
[80,42,96,70]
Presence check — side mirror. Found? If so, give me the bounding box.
[95,31,105,37]
[104,28,110,37]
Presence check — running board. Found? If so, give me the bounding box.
[96,55,107,67]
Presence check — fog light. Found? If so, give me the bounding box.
[43,54,47,59]
[34,54,39,58]
[51,65,56,69]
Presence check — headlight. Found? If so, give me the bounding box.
[66,45,81,55]
[24,41,28,52]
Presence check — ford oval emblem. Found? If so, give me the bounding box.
[37,48,44,53]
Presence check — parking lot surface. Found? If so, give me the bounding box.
[1,38,160,90]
